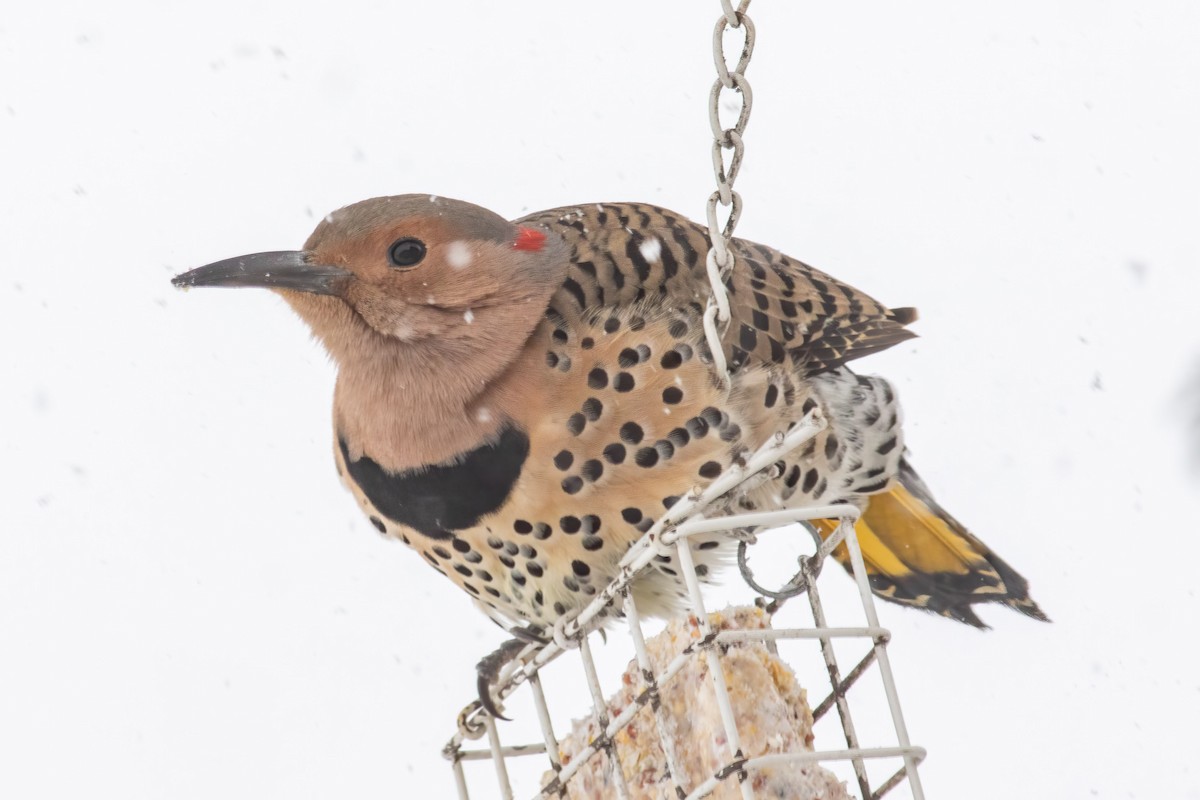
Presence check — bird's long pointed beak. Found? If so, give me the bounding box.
[171,251,352,296]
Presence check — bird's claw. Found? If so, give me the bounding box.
[475,638,527,720]
[474,626,550,721]
[509,623,549,646]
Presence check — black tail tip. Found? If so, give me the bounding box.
[933,595,1049,628]
[1007,598,1051,623]
[947,604,990,629]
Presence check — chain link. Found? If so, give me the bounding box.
[719,0,752,28]
[703,0,755,381]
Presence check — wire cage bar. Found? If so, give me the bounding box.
[443,410,926,800]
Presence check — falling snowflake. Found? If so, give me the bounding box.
[639,237,663,264]
[446,241,472,269]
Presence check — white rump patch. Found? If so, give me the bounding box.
[463,309,475,324]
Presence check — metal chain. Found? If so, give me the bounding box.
[703,0,755,382]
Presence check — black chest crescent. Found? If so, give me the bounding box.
[339,425,530,540]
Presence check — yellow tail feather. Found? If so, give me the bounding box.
[810,465,1046,627]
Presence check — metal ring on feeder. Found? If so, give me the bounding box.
[737,523,828,603]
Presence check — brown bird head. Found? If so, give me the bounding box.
[173,194,566,354]
[174,194,569,468]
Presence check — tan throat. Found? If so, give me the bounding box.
[332,323,550,473]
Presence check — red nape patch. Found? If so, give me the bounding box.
[513,226,547,252]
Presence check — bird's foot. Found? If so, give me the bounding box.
[475,624,548,720]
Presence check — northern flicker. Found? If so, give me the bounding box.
[174,195,1046,653]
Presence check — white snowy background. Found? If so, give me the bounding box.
[3,2,1199,798]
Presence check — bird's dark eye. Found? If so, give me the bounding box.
[388,238,426,269]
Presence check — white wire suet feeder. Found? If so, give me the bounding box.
[443,4,926,797]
